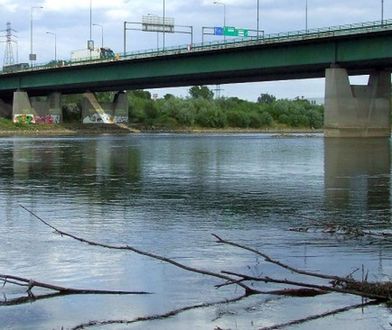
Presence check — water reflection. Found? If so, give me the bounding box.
[0,135,391,330]
[324,138,391,215]
[0,138,141,200]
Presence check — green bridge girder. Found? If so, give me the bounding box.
[1,21,392,97]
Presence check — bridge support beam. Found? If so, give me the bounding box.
[82,92,128,124]
[324,68,391,137]
[12,91,62,124]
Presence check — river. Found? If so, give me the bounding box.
[0,133,391,329]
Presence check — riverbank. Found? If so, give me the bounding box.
[0,121,323,136]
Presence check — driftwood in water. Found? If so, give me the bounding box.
[213,234,392,302]
[0,273,152,306]
[18,205,391,329]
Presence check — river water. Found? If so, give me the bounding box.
[0,133,391,330]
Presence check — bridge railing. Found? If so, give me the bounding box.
[2,19,392,75]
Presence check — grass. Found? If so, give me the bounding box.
[0,117,322,136]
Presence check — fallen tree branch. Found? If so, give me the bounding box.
[212,234,392,301]
[1,292,70,307]
[221,271,387,301]
[20,205,260,296]
[20,205,390,329]
[258,300,378,330]
[71,294,248,330]
[212,234,352,283]
[0,274,152,306]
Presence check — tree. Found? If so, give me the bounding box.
[129,90,151,100]
[163,93,175,100]
[189,86,214,100]
[257,93,276,104]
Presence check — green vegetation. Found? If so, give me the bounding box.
[124,87,324,130]
[1,86,324,132]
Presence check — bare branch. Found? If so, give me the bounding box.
[221,271,387,301]
[0,274,152,297]
[20,205,260,296]
[1,292,70,307]
[71,294,247,330]
[212,234,355,283]
[258,301,377,330]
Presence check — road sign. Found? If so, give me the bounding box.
[214,27,224,36]
[224,26,237,36]
[218,26,249,37]
[237,29,249,37]
[142,15,175,33]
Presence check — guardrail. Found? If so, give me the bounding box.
[2,19,392,75]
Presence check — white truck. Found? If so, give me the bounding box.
[70,47,115,62]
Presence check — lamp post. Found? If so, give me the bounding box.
[93,23,103,48]
[46,32,57,62]
[30,6,43,66]
[163,0,166,50]
[257,0,260,38]
[87,0,95,53]
[213,1,226,41]
[90,0,92,43]
[305,0,308,32]
[381,0,384,25]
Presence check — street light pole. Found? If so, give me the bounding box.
[46,32,57,62]
[90,0,92,42]
[163,0,166,50]
[305,0,308,32]
[381,0,384,25]
[93,23,103,48]
[30,6,43,66]
[257,0,260,38]
[213,1,226,41]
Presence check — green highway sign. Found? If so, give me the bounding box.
[223,26,249,37]
[237,29,249,37]
[223,26,237,36]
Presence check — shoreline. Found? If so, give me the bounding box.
[0,123,324,137]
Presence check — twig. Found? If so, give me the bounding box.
[71,294,247,330]
[0,292,69,306]
[221,271,387,301]
[0,274,152,297]
[212,234,355,283]
[258,301,377,330]
[20,205,260,296]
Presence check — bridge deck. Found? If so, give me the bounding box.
[3,19,391,73]
[0,19,392,97]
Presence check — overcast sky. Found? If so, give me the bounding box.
[0,0,390,100]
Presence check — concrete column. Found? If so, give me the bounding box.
[82,92,128,124]
[48,92,62,123]
[12,91,62,124]
[113,91,128,124]
[324,68,391,137]
[12,91,35,124]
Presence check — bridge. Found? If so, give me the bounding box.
[1,19,392,136]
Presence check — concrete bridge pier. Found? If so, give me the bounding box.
[324,68,391,137]
[82,91,128,124]
[12,91,62,124]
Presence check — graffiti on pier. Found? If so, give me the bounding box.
[114,116,128,124]
[35,115,61,124]
[83,113,113,124]
[13,114,35,125]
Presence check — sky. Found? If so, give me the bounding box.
[0,0,390,101]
